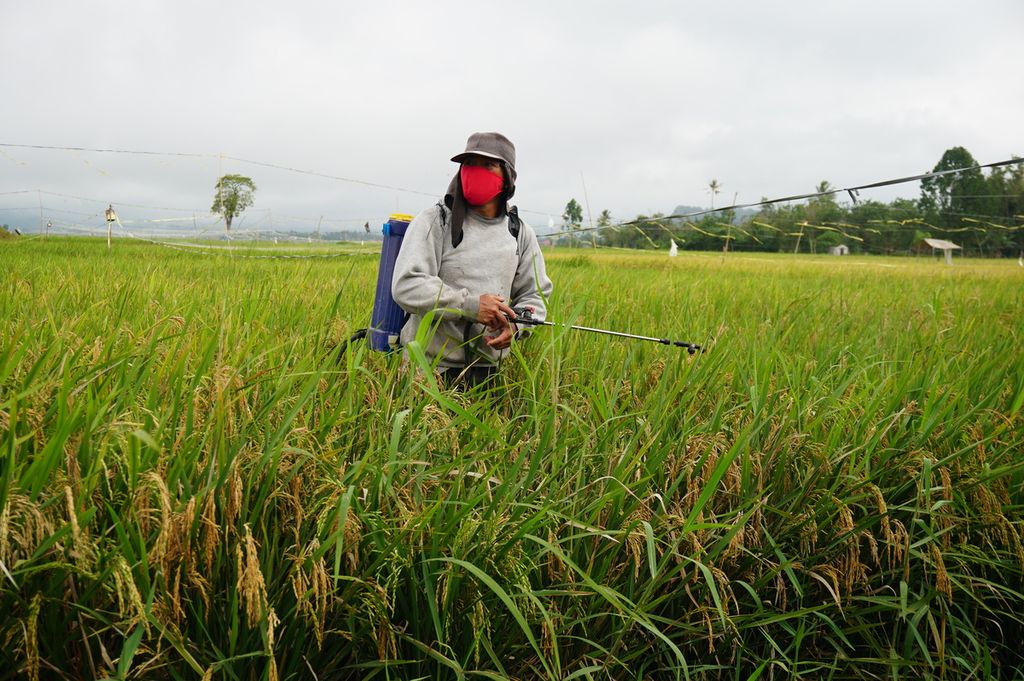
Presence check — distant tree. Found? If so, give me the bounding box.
[596,209,614,245]
[562,198,583,246]
[919,147,990,226]
[707,179,722,209]
[211,174,257,232]
[986,158,1024,255]
[804,180,843,253]
[623,213,666,249]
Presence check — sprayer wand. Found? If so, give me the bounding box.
[509,308,703,354]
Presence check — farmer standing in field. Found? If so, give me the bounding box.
[392,132,553,388]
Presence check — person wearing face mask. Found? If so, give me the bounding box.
[392,132,553,388]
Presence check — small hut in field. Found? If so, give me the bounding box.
[828,244,849,256]
[916,238,961,265]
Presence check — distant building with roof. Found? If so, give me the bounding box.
[915,238,961,265]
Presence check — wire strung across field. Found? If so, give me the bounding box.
[5,141,1020,227]
[567,157,1024,237]
[0,142,437,198]
[0,142,552,219]
[3,141,1021,255]
[111,218,372,260]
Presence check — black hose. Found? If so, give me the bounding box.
[334,328,368,363]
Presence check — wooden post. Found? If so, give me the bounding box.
[794,221,806,254]
[104,204,116,251]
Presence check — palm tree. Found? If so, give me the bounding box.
[707,179,722,210]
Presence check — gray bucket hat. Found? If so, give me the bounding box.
[450,132,517,197]
[451,131,516,167]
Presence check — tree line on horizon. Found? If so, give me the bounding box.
[560,146,1024,256]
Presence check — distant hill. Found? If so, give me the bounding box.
[670,204,759,224]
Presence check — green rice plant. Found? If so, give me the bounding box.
[0,238,1022,679]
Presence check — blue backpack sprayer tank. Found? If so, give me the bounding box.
[334,213,413,359]
[368,213,414,351]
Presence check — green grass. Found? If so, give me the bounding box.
[1,237,1023,679]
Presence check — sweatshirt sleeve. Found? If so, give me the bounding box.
[391,206,481,320]
[509,222,553,330]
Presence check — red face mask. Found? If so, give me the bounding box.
[460,165,504,206]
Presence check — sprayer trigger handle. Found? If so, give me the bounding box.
[665,339,701,353]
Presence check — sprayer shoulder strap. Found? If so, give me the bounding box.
[507,206,522,241]
[435,201,521,245]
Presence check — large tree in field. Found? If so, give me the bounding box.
[919,147,991,226]
[562,198,583,246]
[211,174,257,232]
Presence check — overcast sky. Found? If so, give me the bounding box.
[1,1,1021,235]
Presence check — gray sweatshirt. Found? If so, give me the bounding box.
[391,204,553,368]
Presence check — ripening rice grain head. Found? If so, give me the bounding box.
[168,565,185,626]
[469,595,491,667]
[25,593,42,681]
[712,565,739,618]
[889,518,910,572]
[112,555,149,633]
[225,459,244,532]
[0,494,52,567]
[722,514,746,564]
[645,358,666,388]
[798,511,819,557]
[773,570,787,611]
[0,498,8,567]
[360,578,397,661]
[812,563,842,609]
[267,608,281,650]
[187,559,213,611]
[1007,524,1024,574]
[343,506,362,573]
[417,402,459,456]
[743,502,766,552]
[546,528,566,583]
[972,484,1010,545]
[236,523,270,629]
[861,530,880,569]
[200,491,221,574]
[285,472,305,545]
[64,442,81,492]
[931,544,953,601]
[868,484,894,545]
[625,504,653,579]
[64,485,95,572]
[834,499,867,597]
[290,539,330,648]
[541,608,557,666]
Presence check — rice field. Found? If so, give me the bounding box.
[1,237,1023,679]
